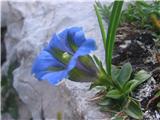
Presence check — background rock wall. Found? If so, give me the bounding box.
[1,1,110,119]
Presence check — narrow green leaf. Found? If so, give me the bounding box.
[94,4,107,49]
[92,55,106,74]
[117,63,132,86]
[92,55,122,90]
[105,1,123,75]
[93,55,101,68]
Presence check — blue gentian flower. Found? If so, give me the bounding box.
[32,27,97,85]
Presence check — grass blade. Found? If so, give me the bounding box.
[105,1,123,75]
[94,4,107,49]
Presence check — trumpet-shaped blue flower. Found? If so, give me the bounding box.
[32,27,96,85]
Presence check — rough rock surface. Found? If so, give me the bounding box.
[2,1,110,120]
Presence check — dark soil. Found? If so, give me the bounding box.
[152,69,160,84]
[112,24,160,120]
[113,32,159,71]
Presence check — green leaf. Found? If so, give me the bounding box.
[157,102,160,108]
[95,1,113,24]
[92,55,101,69]
[90,73,111,89]
[134,70,151,85]
[156,91,160,109]
[123,70,150,93]
[106,89,122,99]
[100,106,116,113]
[155,91,160,97]
[124,71,149,91]
[117,63,132,86]
[2,92,19,119]
[98,98,112,106]
[1,61,19,119]
[92,55,106,73]
[94,4,107,49]
[105,1,123,75]
[111,65,124,90]
[124,80,139,93]
[91,55,114,89]
[112,113,128,120]
[111,65,120,81]
[99,1,160,32]
[1,75,8,87]
[124,71,150,92]
[124,99,143,119]
[100,99,122,112]
[140,1,150,7]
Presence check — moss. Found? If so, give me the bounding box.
[1,60,20,119]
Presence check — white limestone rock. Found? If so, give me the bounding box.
[2,1,111,119]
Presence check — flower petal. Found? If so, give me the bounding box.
[59,27,83,52]
[41,70,68,85]
[67,39,97,71]
[58,27,82,44]
[32,50,64,79]
[75,38,97,56]
[46,34,71,53]
[73,30,85,47]
[67,27,82,36]
[32,27,97,85]
[47,27,84,54]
